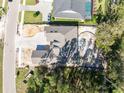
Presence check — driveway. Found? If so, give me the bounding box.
[20,0,53,21]
[16,32,48,49]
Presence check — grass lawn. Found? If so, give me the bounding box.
[24,0,42,24]
[0,0,36,6]
[16,68,28,93]
[24,11,42,24]
[81,16,97,25]
[21,0,42,24]
[51,16,97,25]
[0,43,3,93]
[26,0,36,5]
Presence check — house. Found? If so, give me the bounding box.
[31,45,50,66]
[52,0,92,20]
[31,50,48,66]
[45,25,78,47]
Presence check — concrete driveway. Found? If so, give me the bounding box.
[20,0,53,21]
[16,32,48,49]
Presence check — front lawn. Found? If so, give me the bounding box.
[24,11,42,24]
[16,68,28,93]
[26,0,36,5]
[24,0,42,24]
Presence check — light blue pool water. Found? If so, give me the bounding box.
[85,0,92,18]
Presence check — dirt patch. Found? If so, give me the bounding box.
[22,25,42,37]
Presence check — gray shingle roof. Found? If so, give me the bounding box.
[53,0,92,20]
[31,50,48,58]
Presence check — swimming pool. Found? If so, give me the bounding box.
[85,0,92,19]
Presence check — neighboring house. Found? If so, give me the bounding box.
[52,0,92,20]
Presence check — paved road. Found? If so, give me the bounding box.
[3,0,20,93]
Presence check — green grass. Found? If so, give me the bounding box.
[23,0,42,24]
[0,43,3,93]
[0,0,36,6]
[51,15,97,25]
[16,68,28,93]
[24,11,42,24]
[22,0,42,24]
[52,17,81,22]
[26,0,36,5]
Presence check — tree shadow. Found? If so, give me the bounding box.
[25,32,124,93]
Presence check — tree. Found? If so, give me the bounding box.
[96,0,124,24]
[96,20,124,54]
[95,16,124,93]
[33,11,41,17]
